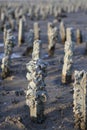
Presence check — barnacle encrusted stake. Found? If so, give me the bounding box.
[1,29,15,79]
[62,28,75,84]
[26,40,48,123]
[47,22,58,56]
[73,70,87,130]
[3,25,8,44]
[3,22,11,44]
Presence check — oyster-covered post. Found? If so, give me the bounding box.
[62,28,75,84]
[18,18,25,46]
[10,18,17,31]
[34,22,40,40]
[1,29,15,79]
[76,29,82,44]
[47,22,58,56]
[26,40,48,123]
[73,70,87,130]
[59,21,66,44]
[4,25,7,44]
[3,22,11,44]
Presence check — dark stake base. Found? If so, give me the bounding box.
[1,68,10,79]
[77,37,83,44]
[74,119,86,130]
[31,114,46,124]
[48,46,55,57]
[22,46,33,56]
[34,37,40,41]
[29,102,45,124]
[18,38,25,46]
[84,49,87,55]
[62,74,72,84]
[61,38,66,44]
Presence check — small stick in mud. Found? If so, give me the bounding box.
[66,27,74,42]
[59,21,66,44]
[34,22,40,40]
[76,29,83,44]
[18,18,25,46]
[26,40,48,123]
[73,70,87,130]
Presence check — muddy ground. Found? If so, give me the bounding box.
[0,11,87,130]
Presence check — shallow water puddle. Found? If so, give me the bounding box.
[11,53,21,59]
[0,53,21,60]
[0,43,4,47]
[42,54,49,59]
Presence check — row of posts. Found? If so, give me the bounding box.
[1,19,87,129]
[25,28,87,129]
[19,20,83,45]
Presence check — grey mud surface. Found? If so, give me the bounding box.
[0,11,87,130]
